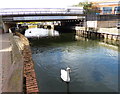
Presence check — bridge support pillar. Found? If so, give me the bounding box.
[0,17,4,34]
[3,23,16,33]
[51,25,54,29]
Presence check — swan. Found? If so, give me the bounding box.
[61,67,71,82]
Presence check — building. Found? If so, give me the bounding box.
[93,0,120,15]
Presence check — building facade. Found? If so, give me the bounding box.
[93,0,120,15]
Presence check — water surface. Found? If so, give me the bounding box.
[30,29,118,92]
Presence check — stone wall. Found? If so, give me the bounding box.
[97,20,118,28]
[15,32,39,93]
[98,28,119,35]
[87,20,118,28]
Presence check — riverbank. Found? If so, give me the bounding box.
[0,32,39,93]
[15,32,39,93]
[75,27,120,46]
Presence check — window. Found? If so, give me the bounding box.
[114,6,120,14]
[103,7,112,14]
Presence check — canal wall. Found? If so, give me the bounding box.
[15,32,39,93]
[87,20,118,28]
[76,27,120,46]
[2,32,39,93]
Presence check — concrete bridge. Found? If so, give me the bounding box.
[0,8,85,32]
[2,15,85,22]
[0,8,84,22]
[0,8,84,16]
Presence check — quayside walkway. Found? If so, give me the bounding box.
[0,33,39,93]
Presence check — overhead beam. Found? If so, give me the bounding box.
[2,16,85,22]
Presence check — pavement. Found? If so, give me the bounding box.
[0,33,11,93]
[0,33,12,93]
[0,33,23,92]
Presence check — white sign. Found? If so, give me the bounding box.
[13,16,78,21]
[87,21,97,28]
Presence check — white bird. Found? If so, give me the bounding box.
[61,67,71,82]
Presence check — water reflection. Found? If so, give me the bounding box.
[25,28,59,38]
[67,83,70,94]
[30,32,118,92]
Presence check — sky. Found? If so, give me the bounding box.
[0,0,106,8]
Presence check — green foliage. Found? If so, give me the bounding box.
[73,2,99,14]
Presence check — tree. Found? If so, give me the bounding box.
[73,2,100,14]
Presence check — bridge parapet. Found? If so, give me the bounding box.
[0,8,84,16]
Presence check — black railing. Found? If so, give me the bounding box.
[86,14,120,21]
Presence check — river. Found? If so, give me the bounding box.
[28,28,119,93]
